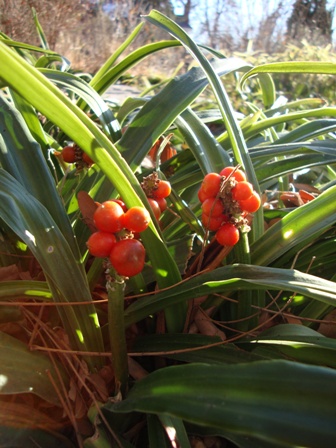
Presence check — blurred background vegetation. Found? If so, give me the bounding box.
[1,0,336,111]
[1,0,335,74]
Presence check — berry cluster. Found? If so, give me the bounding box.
[85,173,172,278]
[141,172,171,221]
[198,166,261,247]
[62,144,94,167]
[87,200,150,277]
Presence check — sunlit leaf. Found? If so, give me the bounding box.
[124,264,336,326]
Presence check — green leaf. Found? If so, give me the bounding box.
[118,57,250,168]
[0,37,185,332]
[109,360,336,447]
[251,185,336,266]
[0,95,80,258]
[40,69,121,140]
[228,107,336,147]
[256,152,336,183]
[144,10,264,240]
[0,331,67,405]
[0,423,75,448]
[249,324,336,368]
[90,22,144,84]
[0,281,51,301]
[32,7,49,50]
[241,61,336,88]
[159,415,191,448]
[0,169,104,363]
[258,72,276,108]
[131,334,266,364]
[275,119,336,144]
[90,40,181,95]
[147,415,171,448]
[124,264,336,327]
[176,107,231,174]
[85,405,135,448]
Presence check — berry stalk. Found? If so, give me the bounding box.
[106,274,129,397]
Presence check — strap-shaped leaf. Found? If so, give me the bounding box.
[251,184,336,265]
[118,57,252,168]
[0,38,185,332]
[131,333,265,364]
[124,264,336,326]
[110,360,336,447]
[241,61,336,88]
[0,331,67,405]
[40,69,121,140]
[144,10,264,240]
[249,324,336,368]
[0,169,104,364]
[0,95,79,258]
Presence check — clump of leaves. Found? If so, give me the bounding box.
[1,9,336,448]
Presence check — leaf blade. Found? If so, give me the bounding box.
[109,360,336,447]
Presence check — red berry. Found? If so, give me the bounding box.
[238,191,261,213]
[155,197,167,212]
[202,213,227,232]
[201,197,225,217]
[220,167,246,183]
[93,201,125,233]
[216,223,240,246]
[86,231,117,258]
[231,181,254,201]
[82,152,94,166]
[109,239,146,277]
[62,145,76,163]
[198,187,208,203]
[201,173,222,198]
[111,199,128,212]
[147,198,162,220]
[153,180,171,199]
[122,206,151,233]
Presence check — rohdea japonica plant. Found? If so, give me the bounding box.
[1,9,336,448]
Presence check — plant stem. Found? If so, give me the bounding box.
[235,231,257,332]
[107,273,129,397]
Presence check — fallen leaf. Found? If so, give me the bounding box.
[318,309,336,338]
[0,264,20,281]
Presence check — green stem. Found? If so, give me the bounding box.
[235,232,257,332]
[107,273,129,397]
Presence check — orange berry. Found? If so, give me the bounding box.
[201,197,225,217]
[220,166,246,182]
[239,191,261,213]
[202,213,228,231]
[216,223,240,246]
[201,173,222,198]
[232,181,254,201]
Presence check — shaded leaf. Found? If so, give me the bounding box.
[132,334,266,364]
[249,324,336,367]
[0,169,105,364]
[0,331,68,405]
[0,401,74,448]
[110,360,336,447]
